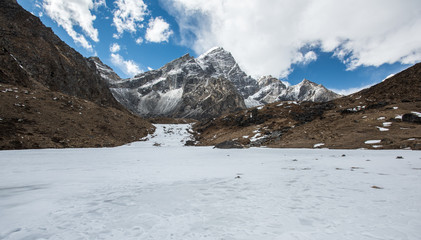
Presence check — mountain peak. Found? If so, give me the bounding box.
[300,79,314,85]
[198,47,226,59]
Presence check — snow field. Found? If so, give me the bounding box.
[1,125,421,240]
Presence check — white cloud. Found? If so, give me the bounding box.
[110,43,121,53]
[43,0,101,51]
[147,67,153,71]
[110,53,142,77]
[163,0,421,77]
[145,17,173,43]
[293,51,318,65]
[112,0,148,37]
[136,37,144,45]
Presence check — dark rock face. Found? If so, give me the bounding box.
[0,0,119,108]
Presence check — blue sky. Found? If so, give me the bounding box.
[18,0,421,94]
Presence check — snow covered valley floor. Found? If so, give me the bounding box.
[1,124,421,240]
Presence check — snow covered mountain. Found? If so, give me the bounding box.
[246,76,341,107]
[94,47,340,119]
[196,47,259,98]
[106,53,246,120]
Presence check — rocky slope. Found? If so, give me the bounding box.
[193,63,421,150]
[0,0,153,149]
[0,0,120,107]
[106,53,246,120]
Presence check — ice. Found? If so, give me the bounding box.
[365,140,382,144]
[1,125,421,240]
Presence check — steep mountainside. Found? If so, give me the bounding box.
[0,0,153,149]
[193,63,421,150]
[105,53,246,120]
[0,0,120,107]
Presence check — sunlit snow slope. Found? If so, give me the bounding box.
[1,124,420,240]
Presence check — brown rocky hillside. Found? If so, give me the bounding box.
[194,63,421,150]
[0,0,153,149]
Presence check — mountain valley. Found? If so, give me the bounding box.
[0,0,420,150]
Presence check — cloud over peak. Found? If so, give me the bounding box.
[110,53,142,77]
[163,0,421,77]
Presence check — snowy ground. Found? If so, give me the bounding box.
[1,124,421,240]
